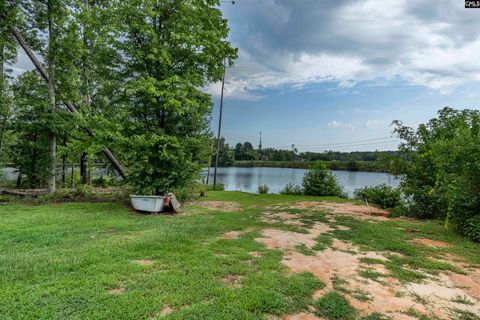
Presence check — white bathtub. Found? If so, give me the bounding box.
[130,195,164,213]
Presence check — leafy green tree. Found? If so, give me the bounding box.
[10,71,73,188]
[0,0,19,161]
[111,0,236,195]
[393,107,480,241]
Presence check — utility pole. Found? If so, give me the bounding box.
[213,61,226,187]
[259,132,262,151]
[212,0,235,187]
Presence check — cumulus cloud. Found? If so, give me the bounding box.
[209,0,480,99]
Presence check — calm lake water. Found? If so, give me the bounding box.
[203,167,400,196]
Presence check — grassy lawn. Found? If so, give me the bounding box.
[0,191,479,319]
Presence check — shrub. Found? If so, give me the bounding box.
[280,183,303,195]
[393,107,480,242]
[206,183,225,191]
[302,162,345,197]
[463,215,480,243]
[353,184,402,209]
[258,184,269,194]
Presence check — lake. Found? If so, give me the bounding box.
[203,167,400,196]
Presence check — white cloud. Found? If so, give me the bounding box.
[213,0,480,99]
[328,120,341,129]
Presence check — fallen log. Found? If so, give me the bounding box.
[0,188,48,196]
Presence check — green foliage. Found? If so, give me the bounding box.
[302,162,345,197]
[463,215,480,243]
[127,134,206,195]
[258,184,269,194]
[393,107,480,241]
[113,0,236,195]
[280,183,303,195]
[354,184,402,209]
[315,292,356,320]
[207,183,225,191]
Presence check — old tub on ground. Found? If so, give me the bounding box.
[130,194,181,213]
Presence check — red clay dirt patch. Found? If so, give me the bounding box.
[255,222,333,251]
[255,221,480,319]
[283,313,323,320]
[220,230,245,239]
[132,259,154,266]
[409,238,451,248]
[268,201,390,220]
[196,201,242,212]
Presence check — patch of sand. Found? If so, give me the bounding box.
[262,211,306,226]
[220,230,245,239]
[160,306,173,316]
[222,274,242,288]
[270,212,300,220]
[133,259,154,266]
[409,238,451,248]
[283,312,324,320]
[108,287,126,295]
[255,222,333,251]
[196,201,242,212]
[248,251,262,257]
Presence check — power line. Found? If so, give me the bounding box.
[276,137,400,150]
[295,141,400,150]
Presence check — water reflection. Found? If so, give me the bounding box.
[204,167,400,196]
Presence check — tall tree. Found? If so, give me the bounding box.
[113,0,237,195]
[46,0,57,193]
[0,1,18,159]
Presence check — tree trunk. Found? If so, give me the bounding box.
[80,153,87,185]
[61,134,66,186]
[47,0,56,194]
[0,34,6,155]
[70,161,74,187]
[30,131,38,188]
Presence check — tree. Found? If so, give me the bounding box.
[393,107,480,241]
[0,0,18,159]
[112,0,237,195]
[10,71,73,188]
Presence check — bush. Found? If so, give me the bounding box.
[463,215,480,243]
[206,183,225,191]
[258,184,269,194]
[393,108,480,241]
[302,162,345,197]
[353,184,402,209]
[280,183,303,195]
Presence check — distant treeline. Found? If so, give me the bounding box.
[231,160,386,172]
[212,139,399,172]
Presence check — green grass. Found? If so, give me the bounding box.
[1,191,479,319]
[315,291,356,319]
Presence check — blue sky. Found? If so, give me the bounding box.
[12,0,480,152]
[205,0,480,151]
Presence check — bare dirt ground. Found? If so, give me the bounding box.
[267,201,390,220]
[196,201,243,212]
[256,202,480,319]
